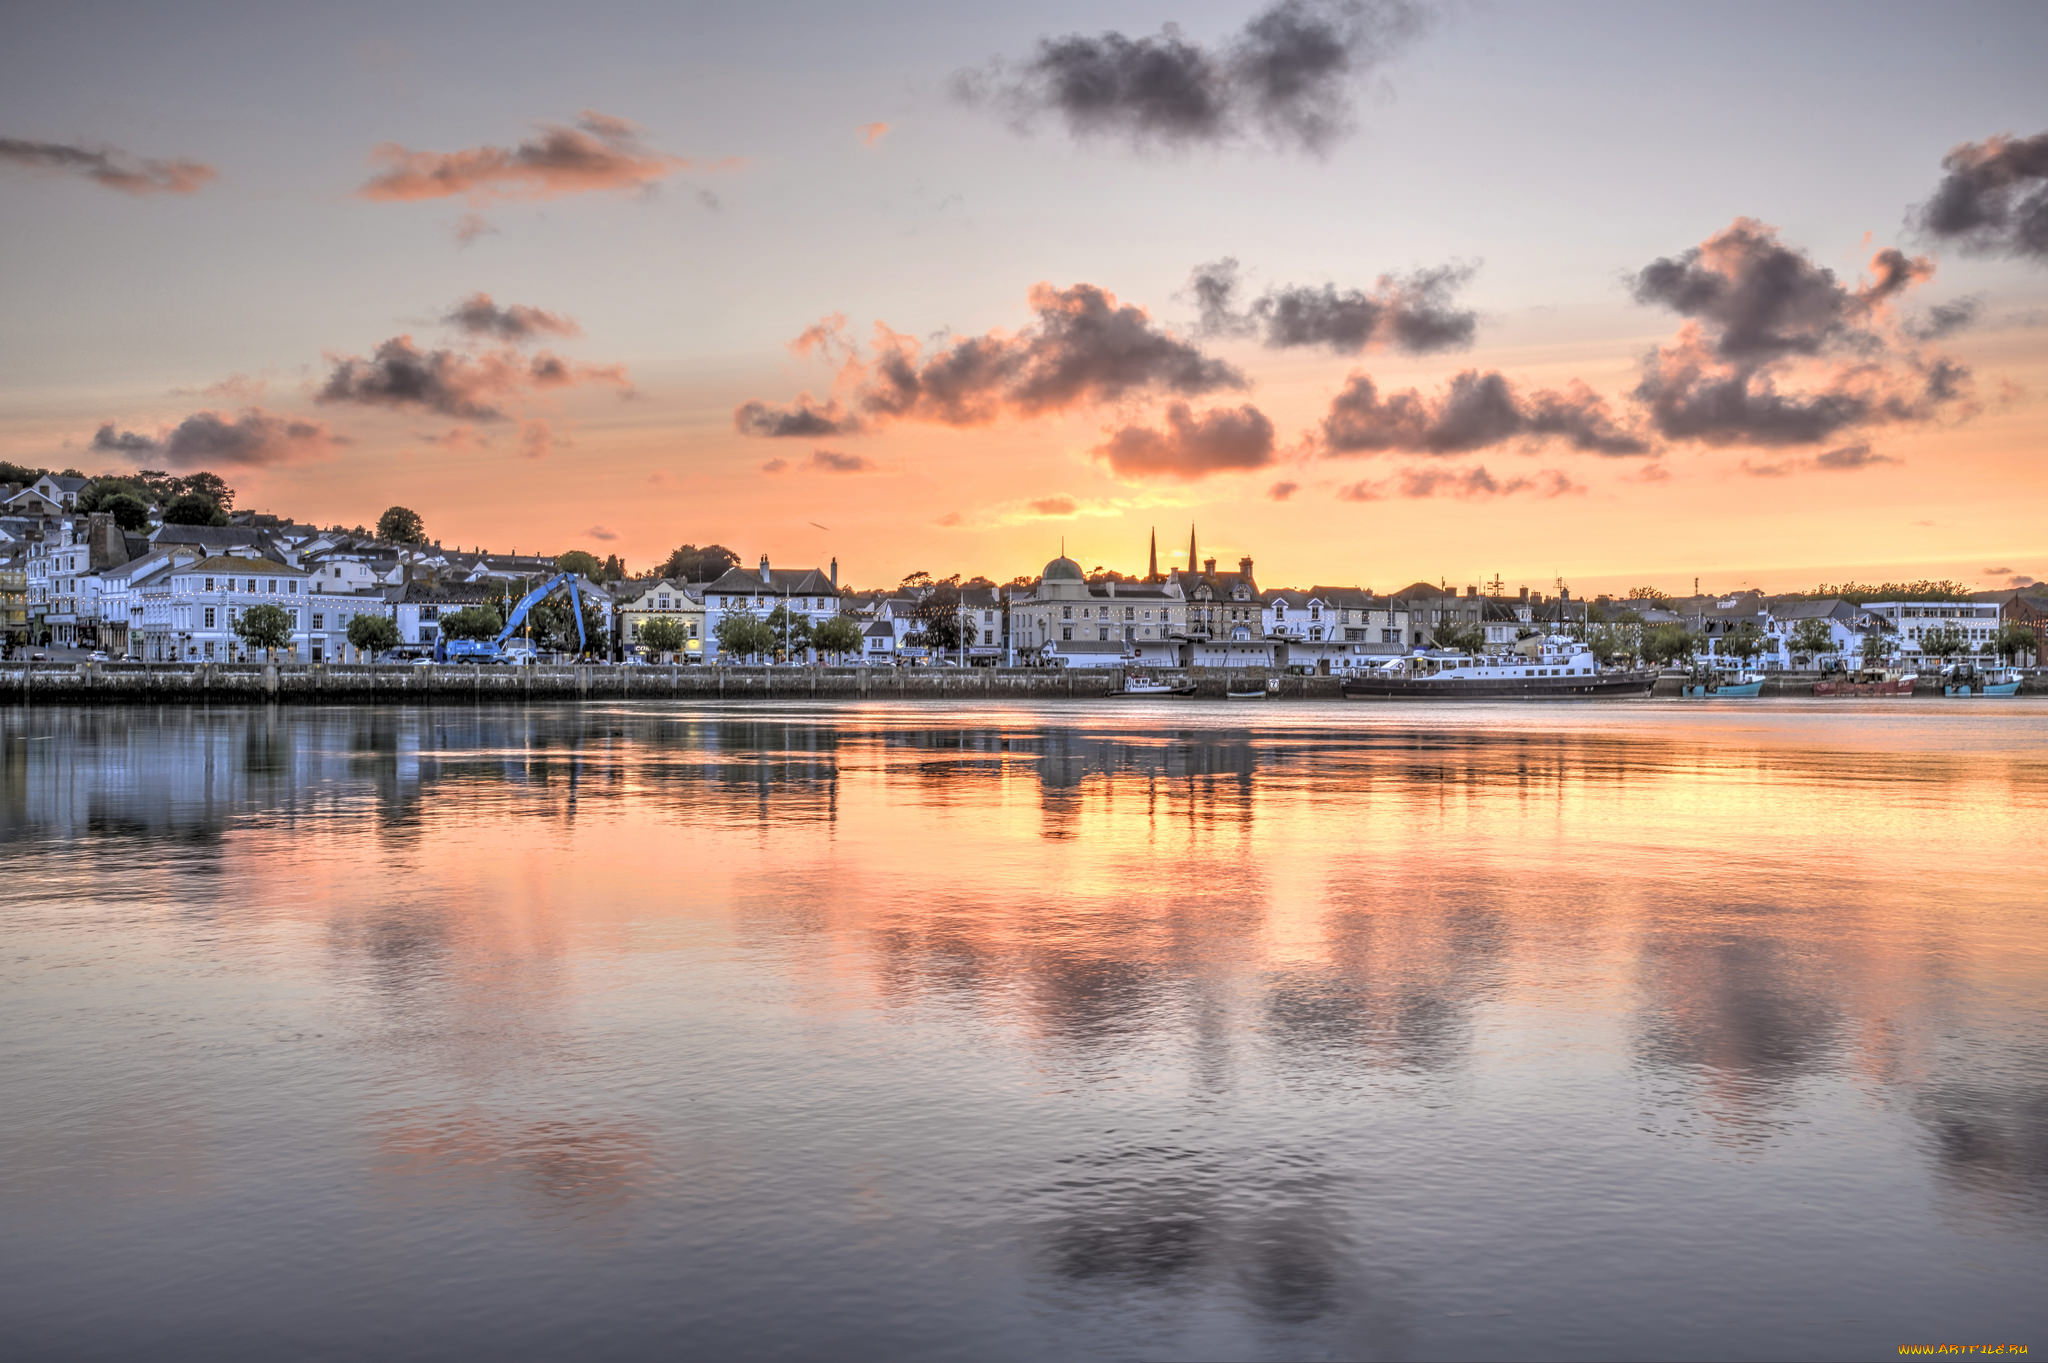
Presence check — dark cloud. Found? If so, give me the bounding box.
[1908,297,1981,341]
[1630,218,1969,447]
[1813,442,1895,470]
[1096,402,1276,479]
[1985,565,2013,576]
[810,448,875,473]
[0,137,216,195]
[1740,444,1899,477]
[1632,336,1964,447]
[733,396,861,438]
[1190,257,1477,354]
[1336,464,1581,501]
[91,409,336,468]
[1030,496,1079,515]
[318,336,518,420]
[357,110,693,203]
[1912,131,2048,262]
[1268,479,1299,501]
[736,282,1242,435]
[586,525,619,541]
[1321,370,1649,456]
[444,293,580,342]
[958,0,1427,155]
[760,457,789,473]
[1631,218,1926,362]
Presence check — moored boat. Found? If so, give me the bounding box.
[1942,664,2023,697]
[1680,665,1764,698]
[1111,669,1195,698]
[1813,668,1917,697]
[1343,637,1655,700]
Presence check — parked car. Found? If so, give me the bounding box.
[30,651,49,662]
[89,651,111,662]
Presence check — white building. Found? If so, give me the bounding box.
[701,555,841,663]
[161,556,312,661]
[1863,600,2002,660]
[617,578,706,661]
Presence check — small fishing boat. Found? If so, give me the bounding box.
[1942,664,2023,697]
[1112,669,1195,698]
[1225,680,1271,699]
[1813,668,1917,697]
[1680,665,1764,698]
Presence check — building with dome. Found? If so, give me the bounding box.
[1008,538,1185,667]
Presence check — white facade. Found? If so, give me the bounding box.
[701,556,840,663]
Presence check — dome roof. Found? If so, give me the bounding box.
[1041,555,1085,583]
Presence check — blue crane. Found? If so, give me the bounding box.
[436,573,611,663]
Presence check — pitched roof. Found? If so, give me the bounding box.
[704,565,836,595]
[180,554,301,574]
[152,524,273,551]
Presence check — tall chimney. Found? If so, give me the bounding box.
[1239,555,1254,579]
[1519,586,1529,603]
[759,553,771,583]
[1204,557,1217,575]
[830,557,838,590]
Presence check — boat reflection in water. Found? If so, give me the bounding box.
[1,700,2044,1361]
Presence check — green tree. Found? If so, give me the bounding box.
[763,603,816,660]
[526,594,608,656]
[714,609,775,663]
[1719,621,1766,664]
[637,616,687,658]
[97,492,152,531]
[1430,618,1485,654]
[232,603,295,658]
[347,614,400,660]
[162,492,227,526]
[377,506,427,544]
[810,614,863,662]
[1991,621,2037,665]
[1861,631,1896,669]
[1626,585,1669,604]
[179,472,234,512]
[659,544,740,582]
[439,605,504,641]
[80,477,152,514]
[1918,624,1969,663]
[0,459,46,486]
[1586,624,1642,667]
[1644,622,1703,665]
[556,549,602,579]
[600,553,626,582]
[1788,617,1836,664]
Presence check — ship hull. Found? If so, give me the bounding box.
[1343,670,1655,700]
[1813,679,1915,697]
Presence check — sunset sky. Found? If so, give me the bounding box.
[3,0,2044,594]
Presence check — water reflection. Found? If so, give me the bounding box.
[2,700,2045,1359]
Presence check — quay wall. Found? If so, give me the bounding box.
[0,661,1349,705]
[5,662,2041,706]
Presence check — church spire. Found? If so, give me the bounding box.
[1148,528,1158,583]
[1187,525,1198,579]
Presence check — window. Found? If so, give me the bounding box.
[266,580,276,593]
[1098,627,1109,641]
[288,581,298,594]
[1061,605,1072,620]
[1124,607,1134,620]
[204,577,215,591]
[312,614,325,630]
[245,579,256,592]
[1061,626,1073,641]
[204,607,216,629]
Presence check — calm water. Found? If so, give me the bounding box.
[3,701,2045,1361]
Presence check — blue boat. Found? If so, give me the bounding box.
[1943,665,2022,697]
[1680,667,1764,698]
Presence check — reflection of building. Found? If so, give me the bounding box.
[0,547,26,647]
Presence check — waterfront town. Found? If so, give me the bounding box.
[4,467,2041,675]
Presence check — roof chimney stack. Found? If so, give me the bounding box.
[1240,555,1254,579]
[1204,557,1217,574]
[759,553,771,583]
[830,557,837,590]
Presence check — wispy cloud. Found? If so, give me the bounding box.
[0,136,216,195]
[357,111,703,203]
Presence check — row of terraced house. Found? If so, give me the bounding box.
[3,479,2041,671]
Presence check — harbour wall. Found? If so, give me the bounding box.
[5,662,2041,705]
[1,661,1345,705]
